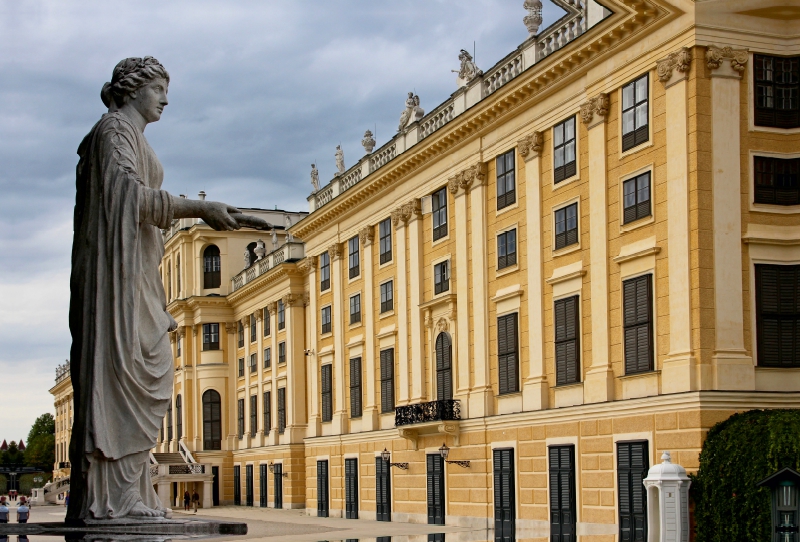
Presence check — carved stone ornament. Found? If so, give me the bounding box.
[391,199,421,227]
[706,45,748,73]
[523,0,543,36]
[580,93,610,126]
[169,331,176,343]
[327,242,344,260]
[362,130,376,154]
[303,291,311,307]
[224,322,237,333]
[518,131,544,161]
[448,163,487,195]
[282,293,300,307]
[435,317,449,333]
[657,47,693,85]
[241,316,250,326]
[359,225,375,246]
[192,325,199,336]
[266,301,278,315]
[424,313,433,329]
[176,327,185,339]
[296,257,315,277]
[254,310,262,322]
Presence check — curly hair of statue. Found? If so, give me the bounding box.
[100,56,170,108]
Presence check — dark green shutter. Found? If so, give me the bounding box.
[498,314,519,394]
[376,457,391,521]
[555,296,580,385]
[426,454,445,525]
[380,349,395,412]
[617,441,649,542]
[321,364,333,422]
[273,463,283,508]
[493,448,515,542]
[259,464,268,507]
[233,465,241,506]
[756,264,800,367]
[350,357,362,417]
[549,445,576,541]
[245,464,254,506]
[435,333,453,400]
[317,460,329,517]
[623,275,653,374]
[345,458,359,519]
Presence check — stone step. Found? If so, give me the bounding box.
[152,452,186,465]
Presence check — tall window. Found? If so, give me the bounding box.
[380,348,395,412]
[250,395,258,436]
[250,315,257,343]
[350,294,361,325]
[320,252,331,291]
[379,218,392,264]
[621,74,649,152]
[497,229,517,269]
[497,150,516,209]
[321,364,333,422]
[278,341,286,364]
[263,391,272,434]
[263,307,271,337]
[380,281,394,313]
[238,358,245,378]
[553,116,577,183]
[497,313,519,394]
[623,172,652,223]
[754,156,800,206]
[177,334,181,357]
[237,398,244,439]
[176,255,181,295]
[203,245,221,289]
[432,187,448,241]
[250,353,257,374]
[617,441,649,542]
[350,357,362,418]
[202,390,222,450]
[264,347,271,369]
[348,236,360,279]
[554,203,578,250]
[554,296,580,386]
[434,261,449,294]
[238,322,244,348]
[176,394,183,441]
[166,399,173,441]
[623,275,654,374]
[754,54,800,129]
[202,323,219,351]
[435,333,453,400]
[321,306,332,334]
[277,388,286,434]
[277,300,285,330]
[549,446,576,542]
[167,266,172,300]
[756,264,800,367]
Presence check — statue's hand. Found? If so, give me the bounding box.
[202,202,244,231]
[231,213,272,230]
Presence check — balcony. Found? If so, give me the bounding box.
[231,241,305,292]
[395,399,461,450]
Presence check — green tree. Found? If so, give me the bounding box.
[27,413,55,443]
[24,413,56,471]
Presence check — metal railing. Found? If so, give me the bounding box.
[169,464,205,475]
[395,399,461,427]
[230,242,305,292]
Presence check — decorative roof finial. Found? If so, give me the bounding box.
[523,0,543,36]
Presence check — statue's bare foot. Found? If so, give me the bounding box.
[128,501,165,518]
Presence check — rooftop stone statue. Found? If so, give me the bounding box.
[67,56,270,523]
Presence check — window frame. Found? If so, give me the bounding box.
[350,356,362,418]
[202,389,222,450]
[755,264,800,367]
[620,73,650,152]
[202,323,220,351]
[249,353,257,374]
[263,307,271,337]
[379,218,393,264]
[263,390,271,434]
[380,348,395,413]
[554,202,579,251]
[238,322,245,349]
[617,440,649,542]
[277,300,285,330]
[238,357,245,378]
[380,280,394,313]
[434,260,450,295]
[320,252,331,291]
[203,245,221,289]
[622,171,652,224]
[250,394,258,437]
[622,274,654,375]
[350,293,362,325]
[554,295,581,386]
[264,347,271,369]
[553,116,577,184]
[321,364,333,422]
[753,155,800,206]
[277,388,286,434]
[237,398,245,439]
[497,229,518,270]
[321,305,332,334]
[250,314,257,343]
[432,187,448,242]
[348,236,360,279]
[278,341,286,364]
[497,313,520,394]
[496,149,516,209]
[549,445,577,541]
[753,54,800,129]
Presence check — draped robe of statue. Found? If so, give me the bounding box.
[68,111,176,520]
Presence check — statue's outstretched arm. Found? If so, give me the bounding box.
[171,196,272,231]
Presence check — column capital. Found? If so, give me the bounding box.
[224,322,237,333]
[391,199,421,228]
[580,93,610,128]
[706,45,748,79]
[657,47,693,88]
[303,291,311,307]
[517,131,544,161]
[266,301,278,315]
[253,310,262,322]
[240,316,250,326]
[327,242,344,260]
[447,163,487,195]
[282,293,301,307]
[176,327,185,339]
[359,225,375,246]
[296,256,316,276]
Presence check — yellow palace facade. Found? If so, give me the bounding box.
[54,0,800,539]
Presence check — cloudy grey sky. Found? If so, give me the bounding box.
[0,0,565,441]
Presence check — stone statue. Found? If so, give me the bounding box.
[335,145,345,175]
[412,95,425,123]
[254,239,266,261]
[244,248,251,269]
[310,163,319,193]
[523,0,543,36]
[271,227,278,247]
[284,214,293,242]
[68,56,270,523]
[398,91,415,132]
[362,130,376,154]
[452,49,481,86]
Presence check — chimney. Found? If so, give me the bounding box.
[198,191,206,200]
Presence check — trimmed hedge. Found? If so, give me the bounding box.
[692,409,800,542]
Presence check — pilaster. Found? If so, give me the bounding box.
[706,45,755,390]
[406,200,425,403]
[283,293,307,438]
[518,132,549,410]
[360,229,379,430]
[392,206,410,406]
[450,175,471,407]
[328,243,348,431]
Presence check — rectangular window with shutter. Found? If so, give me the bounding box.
[622,172,652,224]
[756,264,800,367]
[317,460,329,517]
[348,236,360,279]
[434,261,449,294]
[263,307,271,337]
[493,448,515,542]
[379,218,393,264]
[263,391,271,434]
[376,456,391,521]
[553,116,577,183]
[432,187,448,241]
[554,296,580,386]
[621,74,649,152]
[250,394,257,436]
[617,441,649,542]
[380,349,395,412]
[350,294,362,325]
[321,364,333,422]
[549,445,576,542]
[623,275,654,374]
[754,156,800,206]
[497,150,516,209]
[554,203,578,250]
[264,347,271,369]
[380,281,394,313]
[277,388,286,434]
[497,313,520,394]
[754,54,800,129]
[350,357,362,418]
[320,251,331,291]
[237,398,244,439]
[321,306,332,334]
[435,333,453,401]
[426,454,446,525]
[497,229,517,270]
[345,458,359,519]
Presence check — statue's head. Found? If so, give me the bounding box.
[101,57,170,119]
[311,163,316,168]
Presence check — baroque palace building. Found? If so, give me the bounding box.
[54,0,800,538]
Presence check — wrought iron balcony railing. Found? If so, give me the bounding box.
[395,399,461,427]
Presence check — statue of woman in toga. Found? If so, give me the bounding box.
[67,56,269,522]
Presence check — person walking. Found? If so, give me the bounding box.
[16,498,30,524]
[183,490,191,512]
[191,489,200,512]
[0,498,9,523]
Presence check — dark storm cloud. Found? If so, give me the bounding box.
[0,0,564,438]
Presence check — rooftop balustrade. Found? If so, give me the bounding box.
[230,241,305,292]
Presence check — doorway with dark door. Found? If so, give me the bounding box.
[427,454,445,525]
[375,457,391,522]
[493,448,515,542]
[273,463,283,509]
[317,460,329,517]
